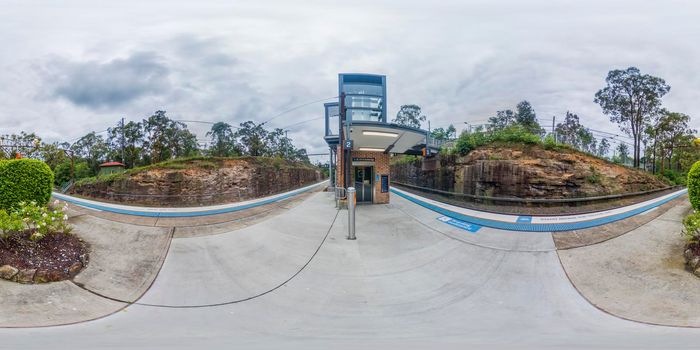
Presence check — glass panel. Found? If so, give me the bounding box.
[345,96,383,109]
[327,115,339,135]
[325,104,340,136]
[342,83,383,96]
[348,109,381,122]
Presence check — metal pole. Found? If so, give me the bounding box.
[121,117,126,165]
[347,187,356,240]
[552,116,556,141]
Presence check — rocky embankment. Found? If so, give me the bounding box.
[71,157,323,206]
[391,144,670,199]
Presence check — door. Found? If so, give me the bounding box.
[354,166,374,202]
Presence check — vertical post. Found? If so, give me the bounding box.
[70,152,75,182]
[347,187,356,240]
[121,117,126,165]
[552,116,556,141]
[329,147,333,185]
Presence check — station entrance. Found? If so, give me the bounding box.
[353,165,374,203]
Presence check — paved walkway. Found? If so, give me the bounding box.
[2,188,700,348]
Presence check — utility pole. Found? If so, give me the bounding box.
[120,117,126,165]
[285,130,289,159]
[552,116,556,142]
[340,92,350,190]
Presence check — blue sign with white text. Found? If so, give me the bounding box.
[437,216,481,233]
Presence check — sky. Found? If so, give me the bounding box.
[1,0,699,158]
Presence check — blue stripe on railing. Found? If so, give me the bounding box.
[391,188,687,232]
[53,182,326,218]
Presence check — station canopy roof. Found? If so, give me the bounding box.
[343,121,428,154]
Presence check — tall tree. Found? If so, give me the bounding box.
[488,100,543,135]
[655,111,694,172]
[514,101,543,135]
[597,138,611,158]
[393,105,426,129]
[71,132,109,174]
[615,143,630,165]
[107,120,144,168]
[594,67,671,168]
[206,122,239,157]
[142,110,198,163]
[431,124,457,141]
[487,109,516,131]
[235,121,269,157]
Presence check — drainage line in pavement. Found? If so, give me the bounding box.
[71,209,340,309]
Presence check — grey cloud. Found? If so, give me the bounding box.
[43,52,171,109]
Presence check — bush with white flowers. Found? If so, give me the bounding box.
[0,200,71,242]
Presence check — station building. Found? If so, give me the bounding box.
[324,73,439,204]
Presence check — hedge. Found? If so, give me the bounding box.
[0,159,54,211]
[688,160,700,210]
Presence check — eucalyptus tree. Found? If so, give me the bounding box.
[393,105,426,129]
[206,122,239,157]
[595,67,671,168]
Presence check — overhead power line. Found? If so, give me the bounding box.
[262,96,338,124]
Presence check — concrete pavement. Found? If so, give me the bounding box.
[2,189,700,348]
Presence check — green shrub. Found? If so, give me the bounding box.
[688,161,700,210]
[543,134,557,150]
[54,160,93,186]
[661,169,687,186]
[453,125,541,156]
[683,211,700,244]
[0,159,54,211]
[490,125,541,144]
[0,209,23,240]
[586,165,602,184]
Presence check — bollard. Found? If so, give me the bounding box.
[347,187,356,240]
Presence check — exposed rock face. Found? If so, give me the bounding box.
[71,157,322,207]
[391,144,669,199]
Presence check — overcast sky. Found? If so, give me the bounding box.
[1,0,699,157]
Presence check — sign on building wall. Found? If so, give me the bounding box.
[352,157,375,162]
[381,175,389,193]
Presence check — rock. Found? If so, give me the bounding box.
[16,269,36,284]
[689,256,700,270]
[33,269,50,283]
[46,269,65,282]
[685,248,695,262]
[67,262,82,277]
[694,267,700,278]
[0,265,18,280]
[69,158,321,207]
[78,253,89,266]
[391,145,669,200]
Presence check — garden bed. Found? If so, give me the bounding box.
[0,231,88,283]
[684,242,700,277]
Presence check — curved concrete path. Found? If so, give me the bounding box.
[0,214,171,327]
[2,189,700,348]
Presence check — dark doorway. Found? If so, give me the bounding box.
[353,166,374,203]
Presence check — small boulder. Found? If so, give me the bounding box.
[68,262,82,277]
[33,269,50,283]
[685,248,695,261]
[16,269,37,284]
[0,265,18,280]
[689,256,700,270]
